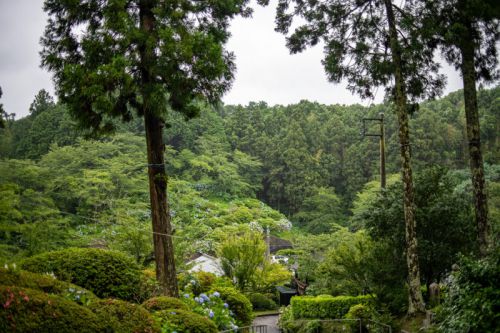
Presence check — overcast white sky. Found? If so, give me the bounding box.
[0,0,464,119]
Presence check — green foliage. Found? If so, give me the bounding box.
[20,248,141,301]
[217,230,266,290]
[436,248,500,333]
[153,309,218,333]
[88,299,160,333]
[313,230,374,296]
[293,187,345,234]
[359,167,477,288]
[290,295,371,319]
[40,0,252,134]
[248,292,278,310]
[0,268,97,304]
[0,286,106,333]
[142,296,190,312]
[210,286,254,326]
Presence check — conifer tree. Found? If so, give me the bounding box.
[426,0,499,256]
[40,0,251,296]
[271,0,445,314]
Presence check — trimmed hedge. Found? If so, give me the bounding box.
[248,292,278,310]
[0,268,98,304]
[88,299,160,333]
[21,248,141,300]
[0,286,105,332]
[291,295,371,319]
[212,286,253,326]
[153,309,218,333]
[142,296,189,312]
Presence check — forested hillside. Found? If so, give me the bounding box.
[1,87,499,258]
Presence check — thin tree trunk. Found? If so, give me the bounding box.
[144,113,179,297]
[140,0,179,297]
[460,22,490,257]
[383,0,426,315]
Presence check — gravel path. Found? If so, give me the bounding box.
[252,314,280,333]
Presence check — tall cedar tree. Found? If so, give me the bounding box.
[40,0,251,297]
[427,0,499,256]
[271,0,445,314]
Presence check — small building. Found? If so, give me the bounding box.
[186,253,224,276]
[276,285,298,306]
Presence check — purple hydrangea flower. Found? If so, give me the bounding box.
[209,310,214,318]
[223,303,229,308]
[212,291,220,298]
[183,293,190,298]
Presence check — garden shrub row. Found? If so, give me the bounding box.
[0,268,98,304]
[20,248,142,301]
[0,286,106,333]
[291,294,371,319]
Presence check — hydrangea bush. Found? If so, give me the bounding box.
[182,292,238,331]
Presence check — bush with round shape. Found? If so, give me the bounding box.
[0,286,105,332]
[142,296,189,312]
[0,268,98,304]
[153,309,218,333]
[211,286,253,326]
[248,292,278,310]
[88,299,160,333]
[21,247,141,300]
[345,304,375,333]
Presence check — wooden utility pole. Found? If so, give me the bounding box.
[362,113,386,188]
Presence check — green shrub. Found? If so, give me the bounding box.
[153,309,218,333]
[0,268,98,304]
[211,286,253,326]
[21,248,141,300]
[291,295,371,319]
[436,250,500,333]
[0,286,105,332]
[279,306,353,333]
[135,269,162,303]
[344,304,373,321]
[88,299,160,333]
[248,292,278,310]
[142,296,189,312]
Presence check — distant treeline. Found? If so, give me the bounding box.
[1,86,499,217]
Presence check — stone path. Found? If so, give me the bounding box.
[252,314,280,333]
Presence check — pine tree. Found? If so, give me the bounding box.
[40,0,251,296]
[272,0,445,314]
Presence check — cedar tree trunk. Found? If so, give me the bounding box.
[140,0,179,297]
[384,0,426,315]
[460,21,490,257]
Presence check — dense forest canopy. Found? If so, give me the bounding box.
[1,86,499,246]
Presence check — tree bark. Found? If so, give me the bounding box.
[383,0,426,315]
[460,21,490,257]
[140,0,179,297]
